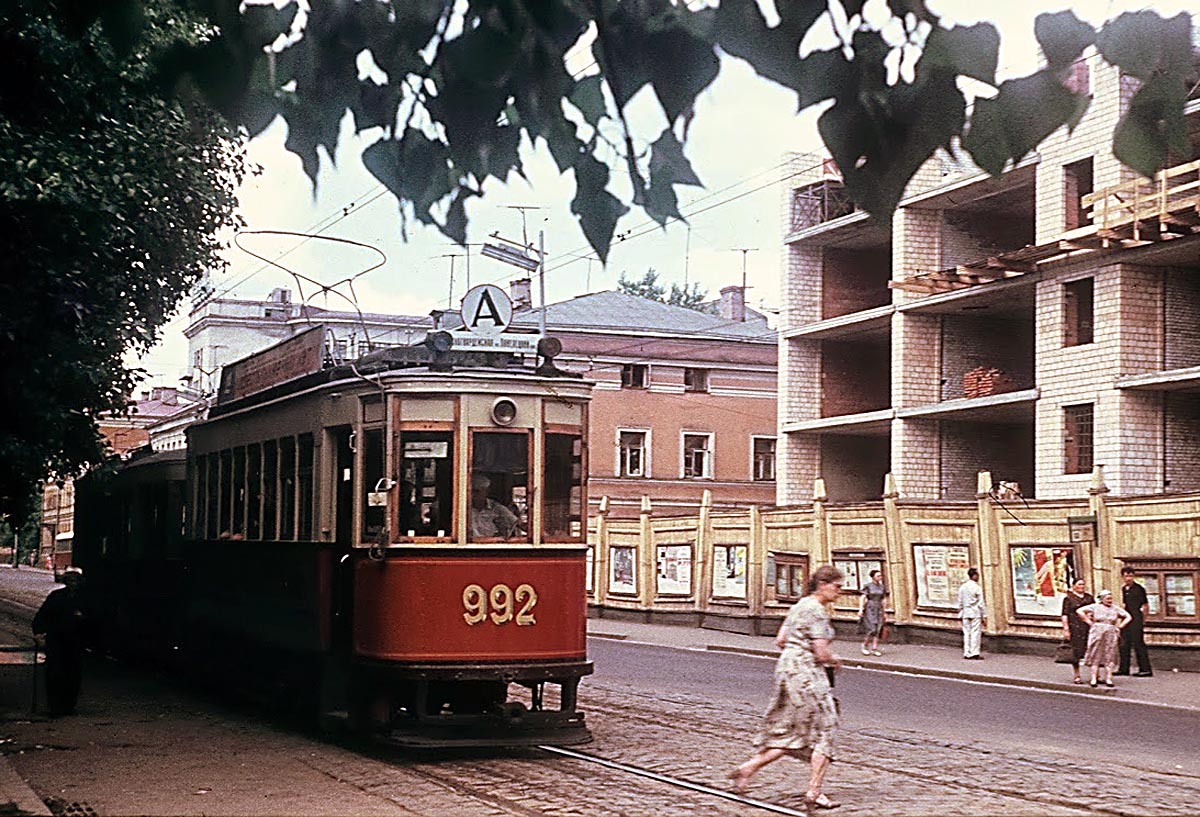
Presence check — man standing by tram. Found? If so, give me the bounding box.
[32,567,88,716]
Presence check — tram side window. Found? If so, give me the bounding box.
[194,455,208,540]
[470,431,529,542]
[298,433,314,541]
[247,443,262,540]
[544,433,584,541]
[218,450,232,538]
[280,436,296,540]
[399,432,453,538]
[232,446,246,538]
[262,439,278,540]
[206,452,219,540]
[362,428,386,541]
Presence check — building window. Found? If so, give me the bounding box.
[683,367,709,393]
[1063,403,1094,475]
[682,433,713,479]
[1063,278,1094,347]
[753,437,776,481]
[768,552,809,604]
[621,363,648,389]
[1121,561,1199,622]
[618,430,648,477]
[1063,158,1094,231]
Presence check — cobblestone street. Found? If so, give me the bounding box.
[3,651,1196,816]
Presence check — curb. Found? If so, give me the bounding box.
[0,754,50,817]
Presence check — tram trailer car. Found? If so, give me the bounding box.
[78,330,594,747]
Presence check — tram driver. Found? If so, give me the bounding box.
[469,473,521,539]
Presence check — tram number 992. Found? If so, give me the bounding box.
[462,583,537,626]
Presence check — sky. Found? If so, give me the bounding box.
[132,0,1199,385]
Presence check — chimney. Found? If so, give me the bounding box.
[269,287,291,304]
[719,285,746,322]
[510,278,532,311]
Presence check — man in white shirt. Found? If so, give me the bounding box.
[469,474,520,539]
[956,567,987,659]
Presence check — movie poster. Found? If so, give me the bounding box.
[713,545,748,599]
[656,545,693,596]
[1011,547,1077,616]
[609,545,636,595]
[914,544,971,609]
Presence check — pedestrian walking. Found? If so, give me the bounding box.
[1116,567,1153,677]
[956,567,987,659]
[858,569,888,656]
[31,567,87,716]
[1077,589,1131,688]
[729,565,844,810]
[1060,578,1094,684]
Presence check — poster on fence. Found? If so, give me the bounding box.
[1010,546,1077,616]
[609,545,636,595]
[656,545,693,596]
[914,543,970,609]
[713,545,748,599]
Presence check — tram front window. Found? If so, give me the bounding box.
[399,432,453,539]
[470,432,529,542]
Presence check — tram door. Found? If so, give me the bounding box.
[331,426,354,654]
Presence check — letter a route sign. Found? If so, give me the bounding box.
[450,284,541,352]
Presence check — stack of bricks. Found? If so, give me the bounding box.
[963,367,1015,398]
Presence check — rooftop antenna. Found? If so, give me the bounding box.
[732,247,758,293]
[684,225,692,288]
[506,205,541,251]
[436,253,464,308]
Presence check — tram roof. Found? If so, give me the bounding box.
[208,346,581,418]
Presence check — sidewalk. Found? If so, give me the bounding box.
[587,617,1200,712]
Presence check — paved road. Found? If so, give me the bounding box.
[589,639,1200,777]
[1,568,1197,815]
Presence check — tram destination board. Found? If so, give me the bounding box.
[217,326,326,405]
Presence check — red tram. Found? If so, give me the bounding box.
[74,315,593,747]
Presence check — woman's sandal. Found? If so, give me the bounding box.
[804,792,841,810]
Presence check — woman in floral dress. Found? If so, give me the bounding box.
[730,565,844,810]
[1077,589,1131,688]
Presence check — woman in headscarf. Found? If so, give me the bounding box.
[1077,589,1131,688]
[1060,578,1094,684]
[729,565,844,810]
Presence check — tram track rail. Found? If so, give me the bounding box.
[538,745,811,816]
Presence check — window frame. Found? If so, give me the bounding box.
[683,367,709,393]
[543,428,586,543]
[1121,560,1200,624]
[751,436,777,482]
[1063,277,1095,347]
[620,363,648,389]
[767,551,810,605]
[616,427,651,478]
[831,553,884,594]
[1063,403,1095,475]
[468,427,533,544]
[395,423,456,543]
[681,431,714,480]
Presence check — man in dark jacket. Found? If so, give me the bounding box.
[1117,566,1153,677]
[32,568,87,716]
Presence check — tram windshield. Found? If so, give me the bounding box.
[470,432,529,542]
[399,431,454,538]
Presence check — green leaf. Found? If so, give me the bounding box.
[962,70,1090,176]
[362,130,455,226]
[714,0,825,96]
[649,128,702,188]
[568,75,606,130]
[1034,11,1094,68]
[645,24,721,122]
[571,154,629,263]
[1096,10,1192,80]
[918,24,999,85]
[1113,72,1190,177]
[241,1,298,52]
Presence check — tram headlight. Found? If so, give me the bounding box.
[491,397,518,426]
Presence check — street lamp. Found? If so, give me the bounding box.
[481,231,547,335]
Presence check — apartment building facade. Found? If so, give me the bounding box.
[779,55,1200,506]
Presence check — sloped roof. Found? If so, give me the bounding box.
[511,290,775,343]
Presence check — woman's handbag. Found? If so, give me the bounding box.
[1053,641,1076,664]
